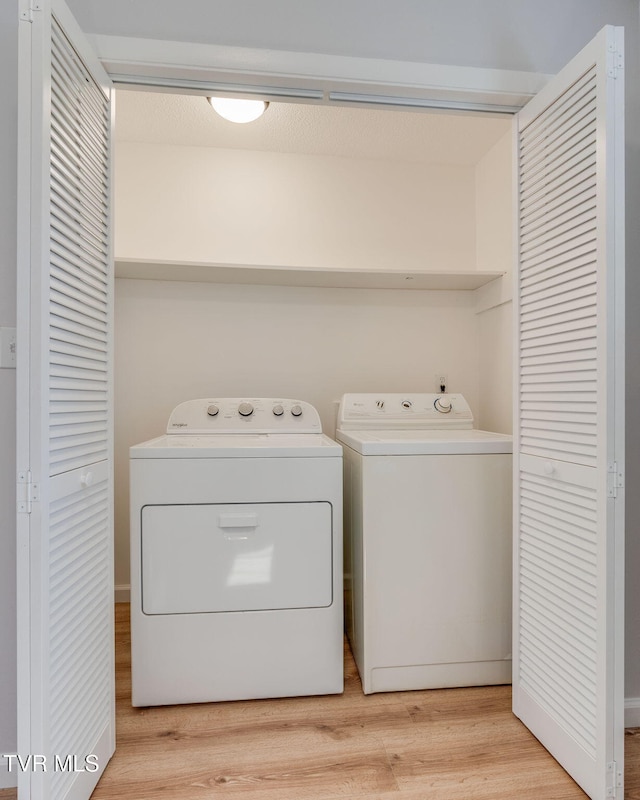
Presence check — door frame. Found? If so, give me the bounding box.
[95,16,628,724]
[88,33,551,113]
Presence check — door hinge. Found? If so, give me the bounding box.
[19,0,41,23]
[606,760,623,797]
[607,43,624,79]
[17,470,39,514]
[607,462,624,498]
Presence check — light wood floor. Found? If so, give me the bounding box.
[2,603,639,800]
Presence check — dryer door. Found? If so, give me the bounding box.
[141,502,333,614]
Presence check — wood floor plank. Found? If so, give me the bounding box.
[93,737,398,800]
[87,604,640,799]
[380,683,588,798]
[403,684,512,722]
[380,715,587,799]
[116,695,413,742]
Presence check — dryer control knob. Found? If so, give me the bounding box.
[238,402,254,417]
[291,404,303,417]
[273,404,284,416]
[434,396,453,413]
[207,404,219,417]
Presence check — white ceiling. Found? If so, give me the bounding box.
[70,0,633,74]
[115,90,512,167]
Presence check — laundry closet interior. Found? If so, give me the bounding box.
[112,89,515,597]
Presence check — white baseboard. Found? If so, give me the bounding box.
[114,584,131,603]
[626,697,640,728]
[0,758,17,790]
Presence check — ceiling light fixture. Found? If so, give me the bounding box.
[207,96,269,123]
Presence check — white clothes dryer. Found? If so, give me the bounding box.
[130,398,343,707]
[336,393,512,695]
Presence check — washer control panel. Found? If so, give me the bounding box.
[338,393,474,430]
[167,398,323,434]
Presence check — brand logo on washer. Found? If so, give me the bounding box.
[171,422,188,427]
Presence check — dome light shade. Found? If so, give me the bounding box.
[207,97,269,123]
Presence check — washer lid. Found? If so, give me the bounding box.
[130,433,342,458]
[336,428,512,455]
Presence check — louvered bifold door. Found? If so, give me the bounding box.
[16,1,115,798]
[513,26,625,800]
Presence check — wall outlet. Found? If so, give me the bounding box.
[0,327,16,368]
[435,374,448,393]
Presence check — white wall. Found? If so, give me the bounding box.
[475,131,514,435]
[0,0,18,789]
[112,138,482,590]
[114,279,480,588]
[115,141,476,271]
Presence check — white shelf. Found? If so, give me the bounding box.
[115,259,504,291]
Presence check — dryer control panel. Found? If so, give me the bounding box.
[338,393,474,430]
[167,398,323,435]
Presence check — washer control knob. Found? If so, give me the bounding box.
[273,404,284,416]
[434,396,453,414]
[238,402,254,417]
[207,404,219,417]
[291,404,303,417]
[401,399,412,410]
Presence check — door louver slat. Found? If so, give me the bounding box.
[520,97,596,171]
[51,231,107,277]
[521,284,597,318]
[521,109,596,172]
[521,265,596,301]
[520,69,595,143]
[520,325,597,348]
[521,233,596,273]
[520,210,597,254]
[521,165,597,220]
[51,240,109,284]
[520,127,596,198]
[50,327,107,355]
[521,340,597,359]
[520,145,596,203]
[51,258,108,299]
[50,139,107,197]
[51,197,108,250]
[521,202,597,249]
[520,244,597,283]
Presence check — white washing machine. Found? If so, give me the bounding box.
[130,398,343,707]
[336,393,513,695]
